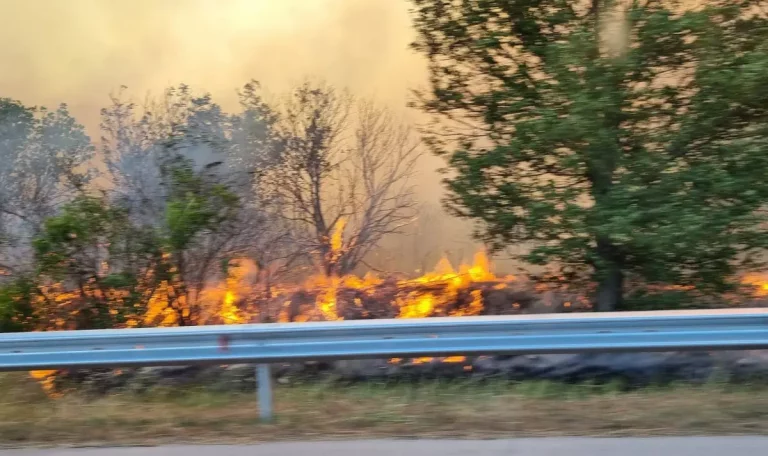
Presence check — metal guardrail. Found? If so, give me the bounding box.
[2,308,768,420]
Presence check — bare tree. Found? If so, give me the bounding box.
[339,100,421,274]
[261,82,421,277]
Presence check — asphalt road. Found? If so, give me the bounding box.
[3,438,768,456]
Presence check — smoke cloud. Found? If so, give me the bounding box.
[1,0,518,271]
[1,0,424,122]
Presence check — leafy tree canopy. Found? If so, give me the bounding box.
[410,0,768,310]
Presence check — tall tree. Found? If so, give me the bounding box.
[0,99,94,273]
[410,0,768,310]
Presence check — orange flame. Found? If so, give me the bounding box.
[200,259,257,324]
[34,219,768,395]
[29,370,60,397]
[742,273,768,297]
[296,220,506,321]
[329,218,346,261]
[395,251,507,319]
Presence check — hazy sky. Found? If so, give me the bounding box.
[0,0,498,269]
[0,0,426,125]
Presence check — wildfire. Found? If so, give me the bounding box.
[302,272,384,321]
[192,213,522,324]
[32,206,768,393]
[328,217,346,266]
[200,259,257,324]
[29,369,59,397]
[395,251,509,319]
[741,273,768,297]
[32,219,768,395]
[144,280,183,327]
[301,242,507,321]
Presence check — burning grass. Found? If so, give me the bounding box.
[204,250,592,325]
[17,223,768,397]
[186,234,768,325]
[2,373,768,446]
[28,210,768,330]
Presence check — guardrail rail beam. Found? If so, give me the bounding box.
[2,308,767,419]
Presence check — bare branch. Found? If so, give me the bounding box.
[260,82,422,277]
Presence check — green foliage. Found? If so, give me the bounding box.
[164,162,239,252]
[31,196,161,329]
[1,85,251,331]
[33,197,127,278]
[18,139,241,329]
[410,0,768,309]
[155,158,241,325]
[620,289,701,312]
[0,277,36,332]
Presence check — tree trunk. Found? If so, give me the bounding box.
[595,263,623,311]
[594,238,624,312]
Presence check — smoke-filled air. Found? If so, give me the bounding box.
[5,0,768,443]
[3,0,768,335]
[0,0,507,271]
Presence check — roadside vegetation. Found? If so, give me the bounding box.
[1,373,767,445]
[2,0,768,446]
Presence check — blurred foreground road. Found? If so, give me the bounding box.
[2,438,768,455]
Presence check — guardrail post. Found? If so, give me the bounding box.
[256,364,273,421]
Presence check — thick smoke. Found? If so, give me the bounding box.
[0,0,521,272]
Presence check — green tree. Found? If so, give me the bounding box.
[0,277,36,332]
[32,197,161,329]
[157,157,241,325]
[410,0,768,310]
[28,163,240,330]
[100,83,269,324]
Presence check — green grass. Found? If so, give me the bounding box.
[1,373,768,447]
